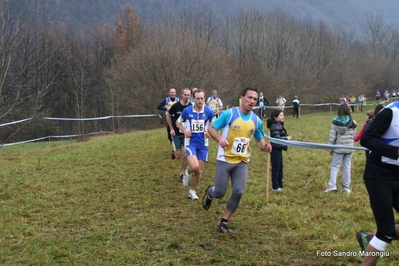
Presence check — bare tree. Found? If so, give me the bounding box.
[106,7,238,117]
[0,0,64,142]
[360,14,399,94]
[0,0,30,119]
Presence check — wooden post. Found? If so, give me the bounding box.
[266,152,271,203]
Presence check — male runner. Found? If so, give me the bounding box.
[176,89,214,200]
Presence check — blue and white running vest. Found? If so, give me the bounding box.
[381,101,399,166]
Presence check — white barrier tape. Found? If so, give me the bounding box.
[113,114,162,119]
[87,131,114,135]
[254,105,293,109]
[1,102,392,127]
[0,118,33,127]
[42,114,161,121]
[0,131,115,147]
[300,103,331,106]
[42,116,112,121]
[48,131,113,138]
[264,135,367,151]
[253,102,388,109]
[1,136,49,146]
[254,103,333,109]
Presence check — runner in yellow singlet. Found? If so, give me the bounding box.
[202,87,272,233]
[206,90,223,118]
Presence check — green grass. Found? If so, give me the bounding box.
[0,110,397,265]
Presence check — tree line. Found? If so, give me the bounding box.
[1,1,399,143]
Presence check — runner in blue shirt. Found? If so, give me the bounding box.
[157,88,180,148]
[176,89,214,200]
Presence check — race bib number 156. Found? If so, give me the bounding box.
[191,120,205,133]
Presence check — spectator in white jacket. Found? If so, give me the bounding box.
[324,104,357,193]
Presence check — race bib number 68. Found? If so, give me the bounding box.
[232,137,251,155]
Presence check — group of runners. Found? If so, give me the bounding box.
[158,87,399,266]
[158,87,272,233]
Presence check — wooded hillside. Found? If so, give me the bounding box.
[1,1,399,143]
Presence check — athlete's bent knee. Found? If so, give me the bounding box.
[232,189,244,198]
[213,188,226,198]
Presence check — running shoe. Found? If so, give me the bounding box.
[357,231,373,251]
[188,189,199,200]
[272,188,283,192]
[218,220,233,233]
[341,187,351,193]
[324,187,337,193]
[202,186,213,210]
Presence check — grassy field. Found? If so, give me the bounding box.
[0,109,397,265]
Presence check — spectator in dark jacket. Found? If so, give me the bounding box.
[292,95,300,119]
[267,109,292,192]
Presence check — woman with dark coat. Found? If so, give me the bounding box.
[267,109,292,192]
